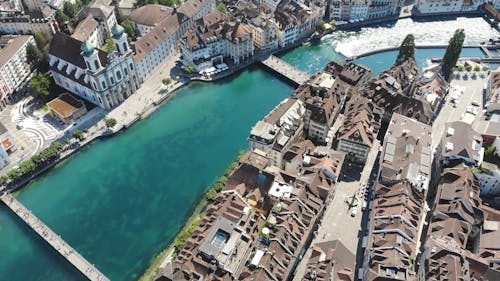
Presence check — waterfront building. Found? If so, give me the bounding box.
[415,0,483,14]
[365,58,435,124]
[440,121,483,167]
[47,93,87,125]
[180,11,254,72]
[49,25,139,110]
[324,60,372,94]
[362,113,432,281]
[248,14,279,51]
[274,0,320,47]
[158,148,337,281]
[296,72,344,144]
[0,35,35,110]
[349,0,369,21]
[336,96,381,164]
[301,240,356,281]
[0,121,14,167]
[0,8,59,35]
[249,97,305,168]
[132,0,216,82]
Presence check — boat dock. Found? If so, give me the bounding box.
[0,192,109,281]
[259,55,310,86]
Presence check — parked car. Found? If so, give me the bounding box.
[350,207,358,217]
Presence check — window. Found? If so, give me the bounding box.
[94,60,99,69]
[102,81,107,89]
[122,42,127,51]
[110,77,115,84]
[130,63,133,70]
[117,71,122,80]
[124,68,128,75]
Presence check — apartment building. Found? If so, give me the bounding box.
[415,0,483,14]
[49,25,139,110]
[362,113,432,281]
[274,0,320,47]
[249,14,279,51]
[0,35,34,110]
[0,8,59,35]
[336,96,381,164]
[71,2,117,49]
[301,240,356,281]
[296,72,345,144]
[323,60,372,94]
[132,0,216,82]
[249,97,305,168]
[474,161,500,197]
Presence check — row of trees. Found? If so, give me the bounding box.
[395,29,466,81]
[0,141,65,185]
[133,0,179,8]
[55,0,91,27]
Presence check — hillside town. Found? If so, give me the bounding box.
[0,0,500,281]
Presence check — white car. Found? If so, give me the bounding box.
[350,207,358,217]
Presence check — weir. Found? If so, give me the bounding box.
[0,192,110,281]
[259,55,310,86]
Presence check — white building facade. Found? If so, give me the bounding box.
[49,25,139,110]
[0,35,35,110]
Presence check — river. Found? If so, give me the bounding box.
[0,16,497,281]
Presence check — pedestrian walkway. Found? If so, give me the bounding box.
[260,55,310,86]
[0,193,109,281]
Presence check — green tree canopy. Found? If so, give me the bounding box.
[120,19,137,40]
[395,34,415,65]
[31,73,51,98]
[26,43,45,71]
[442,29,465,79]
[105,117,117,128]
[217,3,227,13]
[55,9,70,26]
[102,39,117,53]
[134,0,179,8]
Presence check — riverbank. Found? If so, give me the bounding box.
[138,152,244,281]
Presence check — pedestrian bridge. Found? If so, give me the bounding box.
[259,55,310,86]
[0,192,110,281]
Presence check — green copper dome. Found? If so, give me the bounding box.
[111,23,125,39]
[81,40,96,56]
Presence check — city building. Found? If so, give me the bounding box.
[0,8,59,35]
[419,166,500,281]
[132,0,216,82]
[71,13,107,48]
[274,0,321,47]
[248,14,279,51]
[46,93,87,125]
[249,97,305,168]
[0,121,13,168]
[362,113,432,281]
[157,148,337,281]
[297,72,345,144]
[80,0,117,36]
[441,121,484,167]
[365,58,435,124]
[49,25,139,110]
[323,60,372,94]
[0,35,35,110]
[130,4,182,36]
[415,0,484,14]
[302,240,356,281]
[336,96,381,164]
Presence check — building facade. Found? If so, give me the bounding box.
[0,35,35,110]
[49,25,139,110]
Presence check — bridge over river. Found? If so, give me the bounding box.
[0,192,109,281]
[259,55,310,86]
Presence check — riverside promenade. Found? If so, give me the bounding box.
[260,55,310,86]
[0,192,109,281]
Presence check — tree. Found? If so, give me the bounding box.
[442,29,466,79]
[55,9,70,26]
[31,73,51,98]
[162,77,172,85]
[217,3,227,13]
[474,65,481,71]
[465,65,472,72]
[120,19,137,40]
[102,39,117,53]
[105,117,117,128]
[26,43,45,71]
[63,2,79,18]
[395,34,415,65]
[72,130,85,141]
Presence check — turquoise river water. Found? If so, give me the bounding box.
[0,17,494,281]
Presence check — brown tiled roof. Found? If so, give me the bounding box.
[133,11,185,63]
[0,35,32,68]
[47,93,85,118]
[303,240,355,281]
[130,4,174,27]
[71,14,99,42]
[337,96,381,148]
[177,0,206,18]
